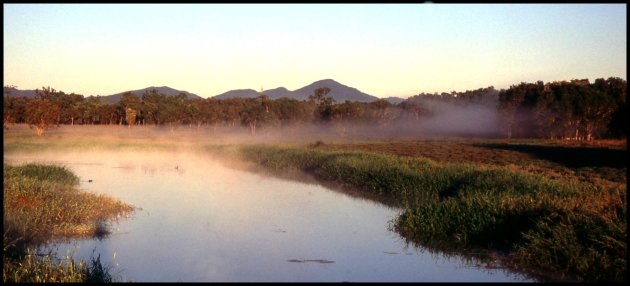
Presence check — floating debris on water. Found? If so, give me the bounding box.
[287,259,335,264]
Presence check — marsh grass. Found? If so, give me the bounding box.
[3,134,178,153]
[3,163,133,282]
[2,248,114,283]
[211,144,626,282]
[4,127,625,282]
[319,139,626,185]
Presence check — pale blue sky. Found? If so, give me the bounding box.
[3,4,626,98]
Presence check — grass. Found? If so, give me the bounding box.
[3,133,178,153]
[2,248,113,283]
[315,138,626,185]
[4,126,626,282]
[3,163,133,282]
[3,124,182,153]
[207,143,626,282]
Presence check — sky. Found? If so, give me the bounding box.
[3,4,627,99]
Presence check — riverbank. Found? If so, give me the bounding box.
[3,163,134,282]
[4,126,625,282]
[206,143,626,282]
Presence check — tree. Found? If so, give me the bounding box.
[240,95,273,135]
[118,92,141,125]
[270,97,313,127]
[579,85,615,140]
[600,77,627,138]
[498,82,540,139]
[533,90,560,139]
[188,98,206,130]
[83,96,104,124]
[141,89,163,125]
[203,98,223,131]
[221,98,245,127]
[4,86,28,128]
[159,93,187,130]
[57,93,84,125]
[125,107,138,128]
[368,99,394,126]
[99,103,118,125]
[398,99,428,121]
[308,87,335,122]
[25,98,60,136]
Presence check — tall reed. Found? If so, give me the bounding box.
[209,144,626,282]
[3,163,133,282]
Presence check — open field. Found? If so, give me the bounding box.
[3,124,627,282]
[316,138,627,186]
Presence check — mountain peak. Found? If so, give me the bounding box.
[214,88,260,100]
[293,79,378,102]
[315,78,336,83]
[213,79,378,103]
[310,79,341,86]
[105,86,202,103]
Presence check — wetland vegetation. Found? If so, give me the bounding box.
[2,76,626,282]
[4,124,625,282]
[207,141,626,282]
[3,161,133,282]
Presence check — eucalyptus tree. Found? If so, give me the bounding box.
[308,87,335,123]
[240,95,274,135]
[25,97,60,136]
[118,92,142,125]
[141,89,164,125]
[3,94,28,128]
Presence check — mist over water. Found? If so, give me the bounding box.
[3,149,534,282]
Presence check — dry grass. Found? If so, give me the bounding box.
[3,162,133,283]
[316,138,626,186]
[4,125,626,282]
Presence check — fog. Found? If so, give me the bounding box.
[4,147,533,282]
[4,92,504,147]
[405,99,500,137]
[2,97,533,282]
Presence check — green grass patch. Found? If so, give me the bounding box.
[209,143,626,282]
[3,137,178,153]
[3,163,133,282]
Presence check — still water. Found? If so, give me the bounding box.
[4,150,534,282]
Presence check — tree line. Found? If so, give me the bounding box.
[497,77,626,140]
[3,77,626,139]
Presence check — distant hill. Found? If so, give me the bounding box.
[5,82,392,104]
[263,87,293,100]
[103,86,202,104]
[214,89,260,100]
[292,79,378,103]
[3,87,38,98]
[214,87,294,100]
[213,79,379,103]
[383,96,405,105]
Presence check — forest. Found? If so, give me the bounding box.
[3,77,626,140]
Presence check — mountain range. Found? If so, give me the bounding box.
[4,79,406,104]
[213,79,380,103]
[103,86,203,104]
[3,87,38,98]
[2,86,202,104]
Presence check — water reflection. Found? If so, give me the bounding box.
[4,150,535,282]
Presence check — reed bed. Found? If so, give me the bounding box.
[4,127,625,282]
[3,163,133,282]
[209,144,626,282]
